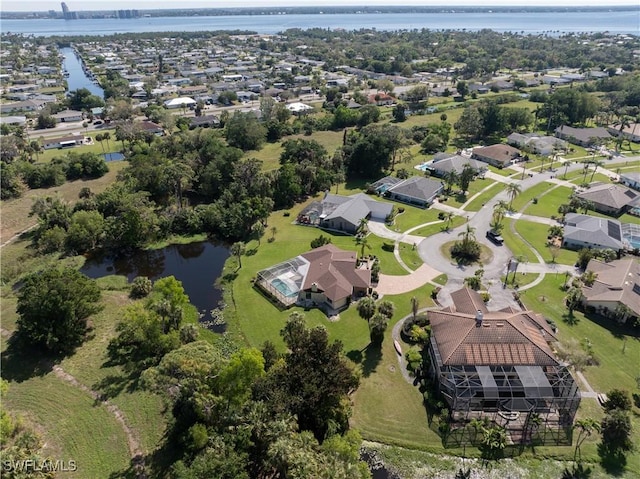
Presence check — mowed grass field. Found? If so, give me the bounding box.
[0,160,127,244]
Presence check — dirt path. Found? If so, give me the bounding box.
[51,365,144,468]
[3,324,145,475]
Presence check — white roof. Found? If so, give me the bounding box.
[164,97,196,107]
[286,102,313,113]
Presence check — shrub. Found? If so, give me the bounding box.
[130,276,153,298]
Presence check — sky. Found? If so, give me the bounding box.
[2,0,639,11]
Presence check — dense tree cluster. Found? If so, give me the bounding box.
[125,309,368,478]
[16,267,103,355]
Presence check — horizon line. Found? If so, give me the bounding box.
[4,4,640,12]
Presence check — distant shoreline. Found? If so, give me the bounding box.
[2,5,639,20]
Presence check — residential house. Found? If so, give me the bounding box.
[562,213,624,252]
[425,154,486,178]
[472,144,522,168]
[555,126,611,147]
[138,120,164,136]
[52,109,84,122]
[0,99,47,113]
[581,258,640,322]
[297,192,393,234]
[607,123,640,143]
[427,287,580,446]
[507,133,568,157]
[256,244,371,313]
[576,183,639,216]
[164,97,196,109]
[384,176,444,208]
[41,133,85,150]
[619,172,640,191]
[0,116,27,126]
[367,93,395,106]
[189,115,220,129]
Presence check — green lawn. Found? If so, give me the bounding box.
[509,181,556,212]
[523,186,573,218]
[225,201,413,351]
[519,275,640,474]
[34,130,118,163]
[398,242,423,271]
[501,219,538,263]
[411,215,466,237]
[488,165,515,177]
[447,177,497,207]
[464,183,506,212]
[350,288,442,451]
[2,374,131,479]
[391,205,442,233]
[514,220,577,265]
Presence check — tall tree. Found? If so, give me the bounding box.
[16,267,103,355]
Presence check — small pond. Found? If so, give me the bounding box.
[81,241,230,331]
[103,152,124,162]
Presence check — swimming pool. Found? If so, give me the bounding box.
[271,278,298,298]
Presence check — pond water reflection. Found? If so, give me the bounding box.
[81,241,229,329]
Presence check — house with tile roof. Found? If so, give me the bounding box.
[581,258,640,323]
[426,288,580,446]
[562,213,624,252]
[576,183,639,217]
[255,244,371,314]
[471,144,522,169]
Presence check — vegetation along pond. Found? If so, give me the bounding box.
[81,241,229,330]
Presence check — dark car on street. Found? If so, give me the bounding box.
[486,230,504,245]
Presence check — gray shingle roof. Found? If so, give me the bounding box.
[563,213,624,250]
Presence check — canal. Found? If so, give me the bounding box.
[81,241,230,330]
[61,46,104,98]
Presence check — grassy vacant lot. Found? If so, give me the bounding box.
[464,182,506,212]
[0,290,148,478]
[391,205,442,233]
[514,220,577,265]
[411,215,467,237]
[523,185,573,217]
[509,181,555,212]
[0,160,126,244]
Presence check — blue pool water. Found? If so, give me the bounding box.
[272,278,297,298]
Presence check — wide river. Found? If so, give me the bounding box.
[2,10,639,36]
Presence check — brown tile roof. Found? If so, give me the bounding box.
[300,244,370,302]
[429,288,558,367]
[472,144,521,166]
[449,288,488,315]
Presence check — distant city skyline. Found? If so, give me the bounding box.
[2,0,639,11]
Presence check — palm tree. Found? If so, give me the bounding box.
[252,222,265,246]
[369,313,389,345]
[458,224,477,247]
[580,270,598,287]
[590,159,604,182]
[442,211,455,231]
[443,170,459,195]
[355,235,371,259]
[95,133,105,152]
[492,201,509,227]
[230,241,246,271]
[270,226,277,242]
[356,217,369,236]
[573,418,601,461]
[356,296,376,321]
[103,131,112,152]
[505,182,522,210]
[613,115,632,152]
